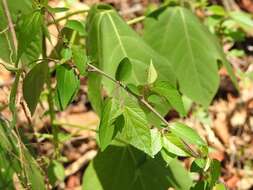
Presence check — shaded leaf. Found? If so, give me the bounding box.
[48,160,65,185]
[17,10,42,62]
[152,81,186,116]
[23,63,48,115]
[56,64,80,110]
[115,57,132,82]
[99,98,122,151]
[82,145,192,190]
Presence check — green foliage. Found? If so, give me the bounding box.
[0,1,240,189]
[56,64,80,110]
[82,145,193,190]
[47,160,65,185]
[0,118,45,190]
[23,62,48,115]
[0,0,32,63]
[144,6,237,107]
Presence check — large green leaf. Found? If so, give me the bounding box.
[82,145,192,190]
[86,4,176,99]
[144,7,237,106]
[23,62,48,115]
[56,64,80,110]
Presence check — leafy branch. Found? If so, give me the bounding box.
[87,63,200,157]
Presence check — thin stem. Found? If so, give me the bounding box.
[42,26,59,157]
[1,0,17,53]
[47,9,89,25]
[127,16,145,25]
[87,63,200,157]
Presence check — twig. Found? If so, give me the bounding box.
[20,101,32,126]
[47,9,89,25]
[1,0,17,51]
[127,15,145,25]
[64,150,97,177]
[87,63,169,126]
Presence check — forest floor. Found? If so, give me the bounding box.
[1,0,253,189]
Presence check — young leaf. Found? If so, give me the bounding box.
[65,20,86,36]
[120,98,153,156]
[99,98,122,151]
[150,128,162,156]
[214,183,227,190]
[86,4,176,95]
[152,81,186,116]
[170,122,206,147]
[82,145,192,190]
[72,45,87,76]
[23,63,48,115]
[115,57,132,82]
[56,64,80,110]
[147,60,158,84]
[48,160,65,185]
[60,47,72,63]
[144,7,237,106]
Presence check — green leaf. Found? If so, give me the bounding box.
[170,122,206,147]
[23,62,48,115]
[162,133,190,157]
[72,45,87,76]
[119,98,152,156]
[86,4,176,97]
[150,128,162,156]
[48,160,65,185]
[152,81,186,116]
[82,145,192,190]
[56,64,80,110]
[99,98,122,151]
[87,72,103,115]
[17,10,43,62]
[115,57,132,82]
[65,20,86,35]
[60,47,72,63]
[214,183,227,190]
[209,159,221,188]
[229,11,253,34]
[147,60,158,84]
[144,7,237,106]
[190,158,206,173]
[0,0,32,63]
